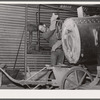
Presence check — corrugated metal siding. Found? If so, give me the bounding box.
[0,4,77,72]
[0,4,25,71]
[0,4,51,72]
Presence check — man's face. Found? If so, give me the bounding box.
[39,24,47,33]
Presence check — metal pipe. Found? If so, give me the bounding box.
[57,5,60,16]
[37,4,40,51]
[36,12,38,71]
[36,12,38,48]
[36,11,77,17]
[40,4,77,12]
[36,11,75,13]
[24,4,28,79]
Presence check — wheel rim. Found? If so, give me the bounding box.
[61,67,93,90]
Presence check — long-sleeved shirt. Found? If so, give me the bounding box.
[42,28,59,47]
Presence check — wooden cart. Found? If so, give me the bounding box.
[0,63,97,90]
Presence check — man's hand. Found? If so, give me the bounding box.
[50,13,58,23]
[50,13,58,31]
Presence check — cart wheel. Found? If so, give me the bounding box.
[60,66,93,90]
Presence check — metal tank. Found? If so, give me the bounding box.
[62,16,100,64]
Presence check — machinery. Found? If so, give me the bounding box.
[1,16,100,90]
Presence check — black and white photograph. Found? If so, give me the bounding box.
[1,2,100,93]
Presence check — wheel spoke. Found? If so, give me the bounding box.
[79,72,86,86]
[74,70,78,84]
[66,77,77,86]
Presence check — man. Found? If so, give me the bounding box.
[39,13,64,66]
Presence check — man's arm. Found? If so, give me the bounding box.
[42,13,58,40]
[42,29,55,40]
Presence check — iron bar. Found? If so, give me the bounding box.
[37,4,40,51]
[40,4,77,12]
[24,4,28,79]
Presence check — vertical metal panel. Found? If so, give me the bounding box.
[27,5,51,71]
[0,4,25,72]
[24,5,28,77]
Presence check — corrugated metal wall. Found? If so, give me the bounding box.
[0,4,25,71]
[0,4,77,72]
